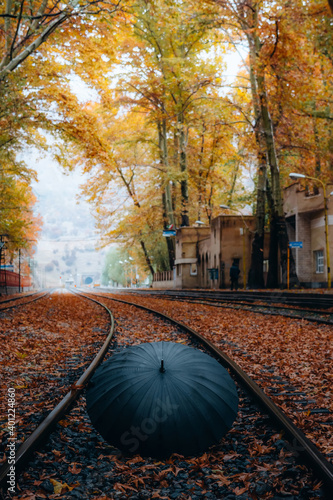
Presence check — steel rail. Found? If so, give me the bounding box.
[125,288,333,309]
[86,291,333,493]
[112,289,333,326]
[153,291,333,313]
[0,290,52,312]
[145,295,333,326]
[0,291,40,305]
[0,291,115,490]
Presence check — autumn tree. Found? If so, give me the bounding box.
[0,154,42,255]
[113,0,249,267]
[248,0,333,286]
[202,1,292,287]
[0,68,44,252]
[129,0,228,228]
[0,0,124,81]
[29,0,248,275]
[0,1,127,271]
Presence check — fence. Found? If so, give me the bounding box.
[153,270,173,282]
[152,270,175,289]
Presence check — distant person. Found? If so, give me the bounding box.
[230,261,240,290]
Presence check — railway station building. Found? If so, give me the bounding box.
[284,181,333,288]
[153,214,265,289]
[173,215,259,289]
[153,180,333,289]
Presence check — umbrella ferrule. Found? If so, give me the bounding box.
[160,359,165,373]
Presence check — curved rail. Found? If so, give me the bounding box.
[84,291,333,492]
[0,291,115,489]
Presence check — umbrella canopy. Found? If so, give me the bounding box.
[86,341,238,458]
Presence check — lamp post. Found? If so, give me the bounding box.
[19,249,21,293]
[129,257,134,288]
[220,205,247,289]
[289,173,331,289]
[119,259,132,287]
[118,260,126,288]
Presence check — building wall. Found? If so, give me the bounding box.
[194,215,257,289]
[283,182,333,287]
[175,227,210,289]
[311,217,330,285]
[296,213,312,283]
[219,216,256,289]
[198,237,212,288]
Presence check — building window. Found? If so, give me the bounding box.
[263,260,269,273]
[190,263,197,276]
[315,250,324,273]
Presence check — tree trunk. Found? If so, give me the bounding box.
[329,0,333,14]
[140,240,154,277]
[158,120,175,226]
[178,112,189,226]
[162,191,175,269]
[197,122,206,221]
[158,120,176,267]
[116,166,155,277]
[312,102,322,175]
[251,11,298,288]
[247,33,266,288]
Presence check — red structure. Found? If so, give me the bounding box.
[0,270,32,291]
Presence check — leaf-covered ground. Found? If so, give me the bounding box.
[0,291,329,499]
[0,291,110,445]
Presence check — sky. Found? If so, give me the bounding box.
[29,148,94,235]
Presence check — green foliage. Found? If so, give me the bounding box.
[101,247,128,286]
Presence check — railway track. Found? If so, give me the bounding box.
[0,290,51,312]
[123,289,333,309]
[112,288,333,325]
[0,290,332,498]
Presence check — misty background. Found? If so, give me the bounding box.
[29,148,108,287]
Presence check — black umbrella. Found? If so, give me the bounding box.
[86,341,238,458]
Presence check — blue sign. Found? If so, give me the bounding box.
[163,230,176,237]
[208,268,218,280]
[289,241,303,248]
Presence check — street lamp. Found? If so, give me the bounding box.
[220,205,247,289]
[128,257,134,287]
[289,173,331,289]
[118,260,127,288]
